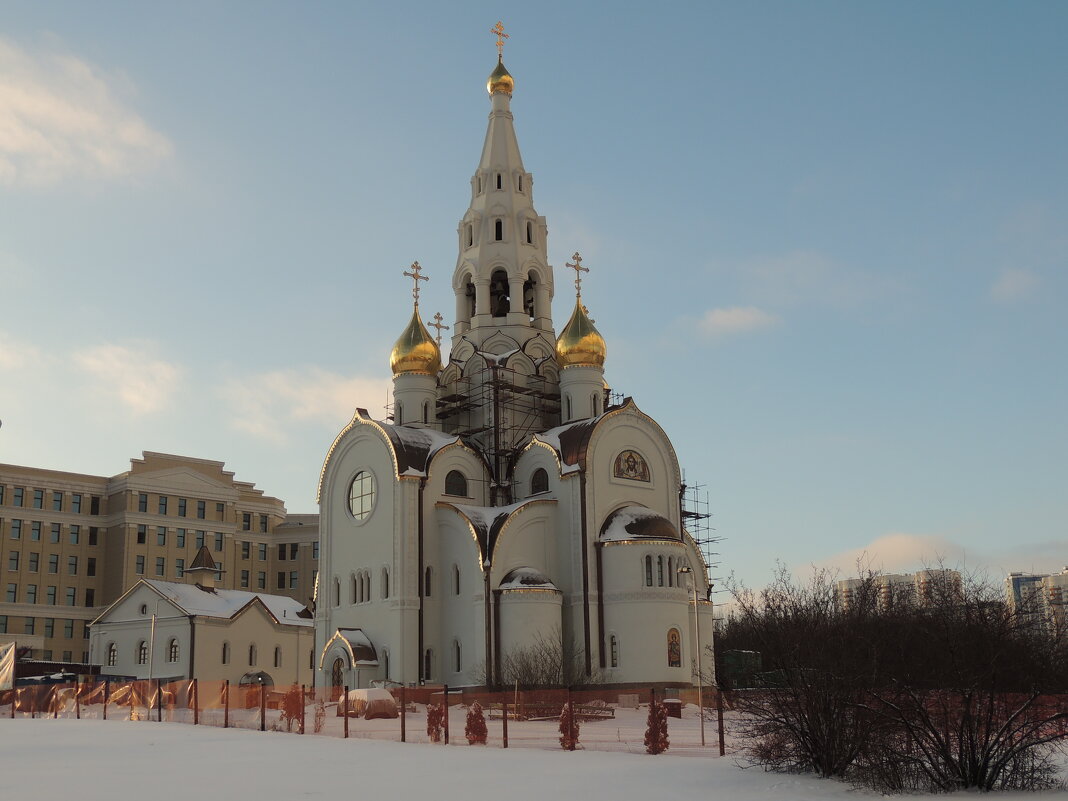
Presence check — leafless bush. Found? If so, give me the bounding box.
[720,564,1068,791]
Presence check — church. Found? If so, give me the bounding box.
[316,34,713,691]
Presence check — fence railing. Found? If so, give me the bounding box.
[0,681,727,756]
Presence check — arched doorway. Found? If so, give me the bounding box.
[331,657,345,699]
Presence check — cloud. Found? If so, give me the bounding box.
[812,532,967,576]
[222,368,392,444]
[0,36,172,186]
[989,268,1039,303]
[698,306,779,337]
[0,330,41,369]
[72,343,182,415]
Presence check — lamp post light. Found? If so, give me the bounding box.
[677,565,705,747]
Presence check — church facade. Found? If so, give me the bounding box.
[316,49,713,690]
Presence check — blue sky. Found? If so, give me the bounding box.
[1,2,1065,591]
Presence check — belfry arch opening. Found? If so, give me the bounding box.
[523,272,537,321]
[490,269,510,317]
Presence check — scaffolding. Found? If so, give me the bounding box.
[681,477,719,585]
[437,363,561,504]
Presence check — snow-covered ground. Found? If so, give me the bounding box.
[2,718,1066,801]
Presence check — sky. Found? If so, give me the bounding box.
[0,1,1065,593]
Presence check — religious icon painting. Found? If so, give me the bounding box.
[613,449,650,482]
[667,628,682,668]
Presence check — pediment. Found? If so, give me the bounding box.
[128,467,237,496]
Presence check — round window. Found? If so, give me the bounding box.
[348,471,376,521]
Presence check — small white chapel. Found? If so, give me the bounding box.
[316,28,714,690]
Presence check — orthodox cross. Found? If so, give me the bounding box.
[402,261,428,305]
[428,312,450,346]
[566,251,589,298]
[491,21,509,57]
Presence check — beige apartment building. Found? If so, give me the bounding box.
[0,452,319,665]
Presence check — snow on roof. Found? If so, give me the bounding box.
[599,506,680,542]
[499,567,559,591]
[443,498,551,560]
[142,580,312,627]
[378,423,460,477]
[334,628,379,665]
[534,413,606,473]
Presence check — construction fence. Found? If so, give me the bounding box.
[0,681,729,757]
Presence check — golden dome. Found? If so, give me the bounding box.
[390,307,442,376]
[556,300,607,369]
[487,57,514,95]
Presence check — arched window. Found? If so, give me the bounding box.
[383,650,390,680]
[222,642,230,665]
[465,279,476,319]
[490,269,509,315]
[495,173,502,190]
[644,556,653,587]
[444,470,467,497]
[363,571,371,602]
[423,648,432,681]
[453,564,461,595]
[477,175,483,194]
[382,567,390,599]
[423,402,429,424]
[657,555,665,586]
[107,643,117,667]
[518,174,524,192]
[523,275,536,319]
[494,219,503,241]
[454,640,462,672]
[424,566,432,597]
[526,220,533,244]
[531,468,549,495]
[566,395,572,419]
[351,574,358,604]
[667,557,674,587]
[333,577,340,608]
[668,628,682,668]
[137,641,148,665]
[168,638,179,663]
[274,646,282,669]
[466,224,473,247]
[395,401,403,424]
[610,635,619,668]
[249,644,257,667]
[591,393,599,415]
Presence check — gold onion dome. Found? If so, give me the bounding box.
[487,56,514,95]
[556,300,607,369]
[390,307,442,376]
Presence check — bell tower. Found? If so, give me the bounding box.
[450,23,554,351]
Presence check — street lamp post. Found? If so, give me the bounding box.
[677,566,705,747]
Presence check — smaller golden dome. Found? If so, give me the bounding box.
[556,300,607,369]
[487,57,514,95]
[390,307,442,376]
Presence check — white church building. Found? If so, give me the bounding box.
[316,42,713,690]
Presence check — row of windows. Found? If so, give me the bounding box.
[0,616,89,638]
[439,468,548,499]
[137,526,222,551]
[330,567,389,606]
[0,487,101,515]
[643,555,689,589]
[475,170,526,196]
[462,218,537,249]
[7,552,96,576]
[135,493,225,521]
[5,583,94,606]
[421,565,464,597]
[6,519,100,545]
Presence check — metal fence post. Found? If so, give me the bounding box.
[343,685,349,738]
[224,680,229,728]
[400,686,406,743]
[103,680,109,720]
[502,699,508,749]
[716,688,726,756]
[76,685,81,720]
[157,679,163,722]
[193,679,199,725]
[443,685,449,745]
[567,688,575,751]
[300,685,306,734]
[259,684,266,731]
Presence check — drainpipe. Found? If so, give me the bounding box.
[417,477,426,682]
[187,615,196,679]
[579,471,592,676]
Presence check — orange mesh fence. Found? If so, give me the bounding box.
[1,677,739,756]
